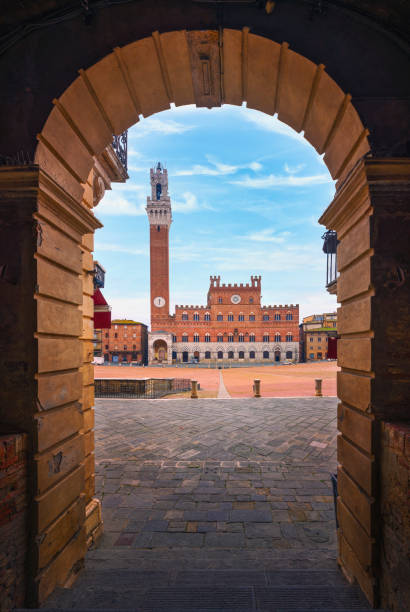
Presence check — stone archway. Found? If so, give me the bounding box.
[153,339,168,363]
[0,27,408,610]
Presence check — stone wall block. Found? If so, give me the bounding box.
[338,403,374,453]
[35,464,85,532]
[86,53,138,135]
[37,495,86,570]
[304,72,345,154]
[40,106,92,184]
[35,403,83,453]
[338,498,374,567]
[246,33,279,115]
[37,299,82,337]
[38,337,82,374]
[37,258,82,306]
[35,433,85,496]
[338,434,374,496]
[58,77,113,155]
[37,525,86,604]
[324,103,369,179]
[339,532,375,605]
[337,371,372,412]
[338,466,373,535]
[338,214,371,271]
[122,37,170,117]
[337,296,371,335]
[222,29,242,106]
[37,371,82,411]
[159,31,195,107]
[337,255,371,302]
[82,386,94,413]
[81,408,94,431]
[35,141,84,203]
[338,338,372,372]
[80,364,94,387]
[277,49,316,135]
[36,222,82,274]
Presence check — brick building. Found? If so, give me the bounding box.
[299,312,338,361]
[147,163,299,364]
[103,319,148,364]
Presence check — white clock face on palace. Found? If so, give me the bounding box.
[230,294,241,304]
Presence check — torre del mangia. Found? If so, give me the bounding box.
[146,163,299,365]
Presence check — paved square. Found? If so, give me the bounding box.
[91,397,338,571]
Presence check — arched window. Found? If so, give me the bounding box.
[238,313,244,321]
[217,334,224,343]
[249,351,255,359]
[193,312,199,321]
[205,351,211,359]
[182,334,188,342]
[228,313,234,321]
[249,313,255,321]
[217,351,223,359]
[228,351,234,359]
[274,333,281,342]
[239,351,245,359]
[182,312,188,321]
[193,333,199,342]
[263,313,269,321]
[286,312,293,321]
[263,351,269,359]
[204,333,211,343]
[156,183,162,200]
[249,297,254,304]
[217,313,223,321]
[133,344,136,350]
[286,333,293,342]
[286,351,293,359]
[204,312,211,321]
[274,313,281,321]
[238,334,244,342]
[228,334,234,342]
[263,334,269,343]
[172,334,177,342]
[249,334,255,342]
[218,297,223,304]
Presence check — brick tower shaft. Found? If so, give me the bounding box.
[146,162,172,328]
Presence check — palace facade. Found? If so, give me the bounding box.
[147,163,299,364]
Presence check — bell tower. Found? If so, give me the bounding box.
[146,162,172,329]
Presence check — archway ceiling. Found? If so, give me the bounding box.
[36,29,369,202]
[1,0,409,41]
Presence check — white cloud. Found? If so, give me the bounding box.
[95,243,148,256]
[173,155,262,177]
[284,162,305,174]
[95,194,146,216]
[242,228,291,243]
[108,295,150,327]
[231,173,333,188]
[241,108,309,145]
[298,292,338,320]
[172,192,199,213]
[130,116,193,139]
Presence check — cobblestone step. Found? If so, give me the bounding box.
[36,569,387,611]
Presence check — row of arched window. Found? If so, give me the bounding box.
[181,312,293,321]
[174,351,292,360]
[172,333,294,343]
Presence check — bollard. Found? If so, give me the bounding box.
[191,380,199,399]
[315,378,323,397]
[254,379,261,398]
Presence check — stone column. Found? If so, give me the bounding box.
[0,166,101,606]
[319,158,410,607]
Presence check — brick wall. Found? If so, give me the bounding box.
[380,421,410,611]
[0,432,28,610]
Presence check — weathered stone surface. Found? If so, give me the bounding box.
[337,371,371,412]
[35,433,85,496]
[337,403,373,453]
[337,434,374,496]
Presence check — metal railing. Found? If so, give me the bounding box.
[112,130,128,172]
[94,377,191,399]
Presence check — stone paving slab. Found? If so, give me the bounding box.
[92,398,338,566]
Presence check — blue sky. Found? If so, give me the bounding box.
[94,104,337,326]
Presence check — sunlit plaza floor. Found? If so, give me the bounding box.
[94,361,338,398]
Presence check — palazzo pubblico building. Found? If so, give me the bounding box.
[147,163,299,365]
